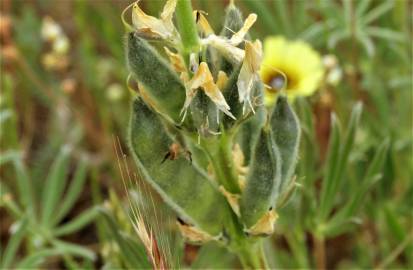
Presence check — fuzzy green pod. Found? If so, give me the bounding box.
[127,33,186,125]
[270,96,300,193]
[240,123,281,230]
[129,98,230,236]
[189,91,219,135]
[219,2,249,74]
[220,2,246,38]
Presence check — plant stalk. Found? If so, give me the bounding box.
[236,240,268,269]
[175,0,200,61]
[201,131,241,194]
[313,234,326,270]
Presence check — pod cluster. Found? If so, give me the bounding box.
[126,0,300,244]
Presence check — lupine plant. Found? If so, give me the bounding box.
[122,0,300,267]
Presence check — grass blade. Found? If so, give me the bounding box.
[41,146,71,226]
[365,26,405,42]
[319,103,363,223]
[242,0,278,34]
[15,249,62,269]
[356,0,372,17]
[52,157,88,226]
[324,139,389,236]
[318,113,341,221]
[1,218,28,268]
[13,159,35,213]
[51,239,96,261]
[362,0,393,25]
[53,206,100,237]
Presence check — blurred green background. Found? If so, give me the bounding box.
[1,0,412,269]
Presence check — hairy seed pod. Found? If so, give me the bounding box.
[189,91,219,136]
[129,98,230,236]
[220,2,246,38]
[219,3,249,74]
[240,123,281,231]
[127,33,187,125]
[270,96,300,194]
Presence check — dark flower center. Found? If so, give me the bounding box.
[269,74,286,91]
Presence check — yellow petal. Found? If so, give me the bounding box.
[160,0,177,35]
[230,13,257,45]
[245,209,278,236]
[216,71,228,90]
[186,62,211,89]
[202,35,244,65]
[164,46,186,73]
[219,186,241,217]
[177,220,216,243]
[193,10,214,36]
[232,143,248,176]
[260,35,324,102]
[160,0,177,22]
[237,40,262,113]
[186,62,235,119]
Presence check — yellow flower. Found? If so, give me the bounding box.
[260,36,324,105]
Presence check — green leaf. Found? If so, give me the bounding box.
[129,98,231,236]
[319,103,363,222]
[242,0,277,34]
[53,206,100,237]
[13,158,35,212]
[328,30,350,49]
[365,26,405,42]
[273,0,293,36]
[324,138,390,236]
[356,33,375,56]
[298,23,325,42]
[1,218,28,268]
[0,184,23,219]
[356,0,372,17]
[362,0,394,25]
[318,114,342,221]
[15,249,62,269]
[51,239,96,261]
[53,158,88,226]
[41,146,72,226]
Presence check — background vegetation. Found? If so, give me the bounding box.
[1,0,412,269]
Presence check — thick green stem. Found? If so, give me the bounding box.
[201,131,241,194]
[222,211,268,269]
[236,240,268,269]
[175,0,200,60]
